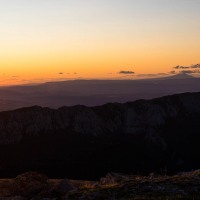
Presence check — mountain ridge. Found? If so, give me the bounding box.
[0,75,200,111]
[0,92,200,179]
[0,91,199,144]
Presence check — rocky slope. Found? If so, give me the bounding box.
[0,170,200,199]
[0,92,200,179]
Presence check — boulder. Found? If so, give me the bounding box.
[12,172,48,197]
[49,179,76,196]
[100,172,129,185]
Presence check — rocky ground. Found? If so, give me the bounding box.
[0,170,200,199]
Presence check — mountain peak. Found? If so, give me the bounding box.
[166,73,194,79]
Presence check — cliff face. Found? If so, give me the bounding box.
[0,92,200,179]
[0,92,200,144]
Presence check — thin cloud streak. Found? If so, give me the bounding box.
[118,71,135,74]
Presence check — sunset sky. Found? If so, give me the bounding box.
[0,0,200,85]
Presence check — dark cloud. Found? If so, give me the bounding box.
[181,67,190,69]
[180,70,200,74]
[58,72,63,75]
[169,70,176,74]
[173,65,190,69]
[173,64,200,70]
[190,64,200,68]
[119,70,135,74]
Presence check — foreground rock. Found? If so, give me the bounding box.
[100,172,129,185]
[69,170,200,200]
[12,172,48,197]
[0,170,200,199]
[0,172,77,199]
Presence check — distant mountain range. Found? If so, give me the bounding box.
[0,92,200,179]
[160,73,195,79]
[0,73,200,111]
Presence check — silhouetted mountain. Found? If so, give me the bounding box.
[0,92,200,179]
[162,73,194,79]
[0,75,200,111]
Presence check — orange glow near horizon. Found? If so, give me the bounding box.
[0,1,200,86]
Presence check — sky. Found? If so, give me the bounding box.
[0,0,200,85]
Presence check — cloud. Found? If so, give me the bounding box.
[119,70,135,74]
[169,70,176,74]
[136,74,156,77]
[173,64,200,70]
[157,73,167,75]
[136,73,169,78]
[190,64,200,68]
[180,70,200,74]
[173,65,190,69]
[58,72,63,75]
[138,72,169,76]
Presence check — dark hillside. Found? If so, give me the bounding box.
[0,92,200,179]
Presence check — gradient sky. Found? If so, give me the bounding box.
[0,0,200,85]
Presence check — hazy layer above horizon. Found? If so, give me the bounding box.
[0,74,200,112]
